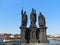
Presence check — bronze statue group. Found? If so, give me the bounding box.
[20,8,48,43]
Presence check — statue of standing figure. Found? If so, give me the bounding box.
[21,9,28,26]
[38,12,46,27]
[30,8,36,24]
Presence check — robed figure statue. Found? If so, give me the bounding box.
[30,8,36,24]
[38,12,46,27]
[21,9,28,26]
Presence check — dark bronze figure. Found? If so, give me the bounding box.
[38,12,46,27]
[30,8,36,24]
[21,9,28,26]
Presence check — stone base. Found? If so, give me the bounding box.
[21,43,60,45]
[30,39,38,43]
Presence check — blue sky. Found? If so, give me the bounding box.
[0,0,60,35]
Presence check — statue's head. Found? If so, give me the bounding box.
[32,8,34,12]
[24,11,26,15]
[40,12,44,17]
[32,8,36,14]
[39,12,45,19]
[40,12,42,15]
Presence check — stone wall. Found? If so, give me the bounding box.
[21,43,60,45]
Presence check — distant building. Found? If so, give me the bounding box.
[53,34,60,37]
[0,34,4,42]
[3,34,20,45]
[0,34,4,45]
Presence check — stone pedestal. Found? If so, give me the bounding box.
[30,24,38,43]
[20,26,27,43]
[39,26,48,43]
